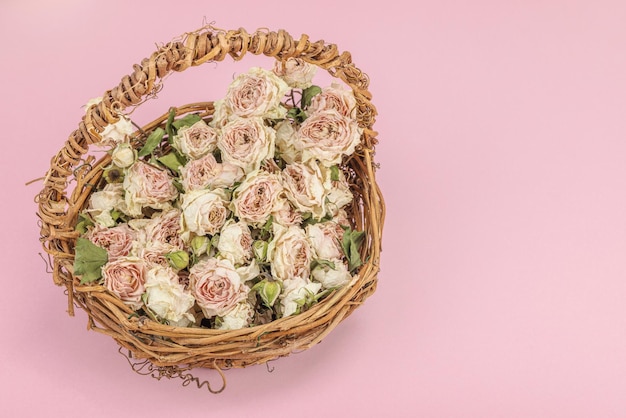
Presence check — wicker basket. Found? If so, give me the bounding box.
[36,27,384,391]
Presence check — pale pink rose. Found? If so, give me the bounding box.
[272,198,303,227]
[297,109,362,166]
[189,258,248,317]
[282,161,328,219]
[225,67,289,119]
[306,221,345,260]
[180,153,244,191]
[123,161,178,216]
[180,189,230,236]
[267,224,312,281]
[87,224,135,260]
[308,83,357,118]
[217,117,276,174]
[102,257,147,310]
[144,210,185,251]
[137,245,170,269]
[232,171,283,226]
[273,58,317,89]
[173,120,218,159]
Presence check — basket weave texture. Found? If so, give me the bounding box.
[37,27,384,376]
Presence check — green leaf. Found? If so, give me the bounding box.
[172,179,184,193]
[262,215,274,233]
[330,165,340,182]
[138,127,165,157]
[311,259,336,271]
[165,107,176,143]
[75,213,94,234]
[314,287,335,302]
[302,213,333,226]
[342,229,351,259]
[287,106,307,123]
[302,85,322,108]
[157,152,184,173]
[172,114,202,131]
[111,209,122,222]
[341,228,366,272]
[73,238,108,284]
[348,240,363,272]
[210,234,220,249]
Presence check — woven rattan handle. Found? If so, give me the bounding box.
[84,27,377,146]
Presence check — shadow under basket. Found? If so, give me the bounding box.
[36,26,385,393]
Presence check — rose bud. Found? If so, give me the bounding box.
[167,251,189,270]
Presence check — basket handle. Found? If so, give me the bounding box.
[84,26,376,146]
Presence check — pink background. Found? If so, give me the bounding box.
[2,0,626,416]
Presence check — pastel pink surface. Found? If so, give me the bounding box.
[2,0,626,416]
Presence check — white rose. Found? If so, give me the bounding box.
[218,117,276,174]
[100,117,134,147]
[180,189,230,236]
[225,67,289,119]
[144,265,195,325]
[274,120,301,164]
[173,120,218,159]
[306,221,345,260]
[111,143,136,168]
[85,96,103,110]
[85,97,134,147]
[267,224,312,281]
[209,99,232,129]
[87,183,126,227]
[235,259,261,282]
[273,58,317,89]
[280,277,321,317]
[217,220,253,265]
[333,208,351,228]
[311,260,352,289]
[324,169,354,216]
[218,302,254,330]
[281,161,328,220]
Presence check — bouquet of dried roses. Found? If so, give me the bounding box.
[75,60,367,330]
[37,27,383,390]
